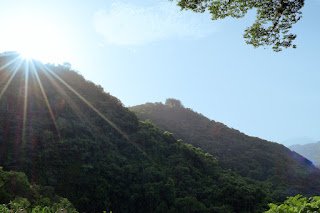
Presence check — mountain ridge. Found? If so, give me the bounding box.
[130,99,320,198]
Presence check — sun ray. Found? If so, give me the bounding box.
[22,59,29,143]
[39,66,99,134]
[30,61,61,138]
[41,65,128,139]
[0,55,21,71]
[0,59,23,101]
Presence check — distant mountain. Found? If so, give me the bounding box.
[281,137,317,147]
[0,53,270,212]
[290,142,320,168]
[130,99,320,200]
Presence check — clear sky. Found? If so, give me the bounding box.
[0,0,319,146]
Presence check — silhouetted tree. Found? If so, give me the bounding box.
[170,0,304,51]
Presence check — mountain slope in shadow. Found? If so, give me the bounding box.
[130,99,320,199]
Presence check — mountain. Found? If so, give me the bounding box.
[281,137,317,147]
[0,53,269,212]
[290,142,320,168]
[130,99,320,200]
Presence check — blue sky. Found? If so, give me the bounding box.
[0,0,319,146]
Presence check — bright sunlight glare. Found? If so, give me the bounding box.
[2,15,69,64]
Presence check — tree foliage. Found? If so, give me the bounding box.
[0,167,78,212]
[266,195,320,212]
[170,0,304,51]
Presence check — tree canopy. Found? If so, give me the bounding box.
[170,0,304,51]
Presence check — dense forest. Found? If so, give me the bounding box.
[0,53,273,212]
[290,142,320,168]
[1,52,319,212]
[130,99,320,202]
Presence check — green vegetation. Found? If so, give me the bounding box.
[0,53,269,212]
[266,195,320,212]
[170,0,304,51]
[130,100,320,202]
[1,53,319,212]
[0,167,78,212]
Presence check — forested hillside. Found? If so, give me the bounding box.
[290,142,320,168]
[130,99,320,201]
[0,53,269,212]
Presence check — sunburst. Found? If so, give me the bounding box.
[0,53,134,148]
[3,15,69,64]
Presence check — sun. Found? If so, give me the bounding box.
[19,44,39,61]
[4,15,70,64]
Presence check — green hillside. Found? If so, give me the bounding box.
[290,142,320,168]
[0,53,269,212]
[130,99,320,201]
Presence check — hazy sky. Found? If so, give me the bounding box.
[0,0,319,146]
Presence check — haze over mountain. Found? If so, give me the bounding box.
[130,99,320,199]
[290,142,320,168]
[281,137,317,147]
